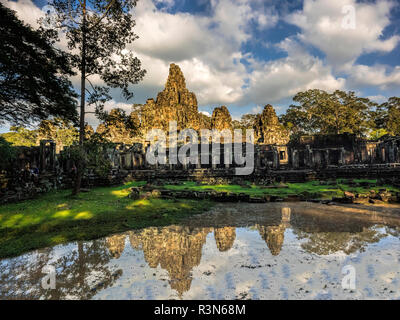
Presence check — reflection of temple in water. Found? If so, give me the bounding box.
[129,226,211,296]
[256,207,291,256]
[214,227,236,252]
[106,234,127,259]
[102,208,293,295]
[4,203,398,299]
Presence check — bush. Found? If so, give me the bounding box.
[0,136,16,171]
[59,133,115,178]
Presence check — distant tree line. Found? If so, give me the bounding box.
[232,90,400,141]
[3,90,399,153]
[279,90,400,141]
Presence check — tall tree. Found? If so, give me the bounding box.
[281,89,375,137]
[42,0,146,194]
[0,3,77,125]
[96,108,138,144]
[380,97,400,136]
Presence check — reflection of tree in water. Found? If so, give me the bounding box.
[0,240,122,299]
[294,227,386,255]
[0,247,51,299]
[385,226,400,238]
[288,209,393,255]
[214,227,236,252]
[129,226,211,296]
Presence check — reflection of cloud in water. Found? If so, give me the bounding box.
[1,203,400,299]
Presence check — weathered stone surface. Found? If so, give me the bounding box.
[344,191,355,199]
[214,227,236,252]
[211,106,233,132]
[129,226,211,295]
[138,63,204,134]
[255,105,289,145]
[257,224,285,256]
[128,187,140,199]
[106,234,126,259]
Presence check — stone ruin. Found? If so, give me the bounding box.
[2,63,400,203]
[137,63,204,134]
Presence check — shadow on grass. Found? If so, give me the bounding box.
[0,181,212,259]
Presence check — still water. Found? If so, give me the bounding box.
[1,202,400,300]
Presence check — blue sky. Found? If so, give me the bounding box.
[1,0,400,131]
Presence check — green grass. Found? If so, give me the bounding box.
[0,181,213,259]
[1,178,398,259]
[163,179,400,200]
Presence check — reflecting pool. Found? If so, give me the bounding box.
[1,202,400,299]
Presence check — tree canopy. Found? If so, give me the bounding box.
[0,3,78,126]
[280,89,376,138]
[379,97,400,136]
[43,0,146,142]
[42,0,146,194]
[96,108,138,144]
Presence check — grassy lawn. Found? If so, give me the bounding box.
[0,181,213,259]
[1,179,398,259]
[163,179,400,199]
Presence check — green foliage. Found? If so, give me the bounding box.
[61,134,115,178]
[0,181,213,258]
[43,0,146,120]
[281,89,375,138]
[96,108,139,144]
[1,126,38,147]
[36,119,79,152]
[0,3,77,125]
[83,135,114,177]
[379,97,400,136]
[368,128,389,141]
[0,137,16,171]
[233,114,258,134]
[162,180,399,199]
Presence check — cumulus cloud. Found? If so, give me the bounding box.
[2,0,399,129]
[199,110,211,117]
[131,0,347,108]
[286,0,400,67]
[346,64,400,89]
[2,0,44,27]
[366,95,387,104]
[241,38,345,105]
[251,105,262,114]
[129,0,262,106]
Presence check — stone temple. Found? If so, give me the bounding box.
[1,63,400,203]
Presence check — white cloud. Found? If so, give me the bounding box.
[251,106,262,114]
[2,0,43,27]
[3,0,399,127]
[242,39,346,105]
[200,111,211,117]
[286,0,400,67]
[366,95,387,104]
[129,0,259,106]
[346,64,400,89]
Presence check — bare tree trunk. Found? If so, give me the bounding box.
[73,1,87,196]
